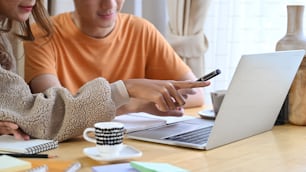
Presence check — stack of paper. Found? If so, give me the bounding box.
[0,155,32,172]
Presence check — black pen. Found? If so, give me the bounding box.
[197,69,221,81]
[0,153,57,158]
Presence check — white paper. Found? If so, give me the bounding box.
[113,112,195,133]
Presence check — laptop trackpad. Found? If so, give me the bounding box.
[127,118,214,139]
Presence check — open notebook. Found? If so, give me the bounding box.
[0,135,58,154]
[125,50,305,150]
[113,113,195,133]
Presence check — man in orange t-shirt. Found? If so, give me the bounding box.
[24,0,205,116]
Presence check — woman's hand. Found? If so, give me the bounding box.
[117,99,186,117]
[0,121,30,140]
[123,79,210,112]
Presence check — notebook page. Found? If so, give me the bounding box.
[113,112,195,133]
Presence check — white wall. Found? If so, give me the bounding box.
[49,0,74,15]
[121,0,167,35]
[141,0,167,35]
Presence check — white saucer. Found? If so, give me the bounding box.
[198,109,216,120]
[83,144,142,162]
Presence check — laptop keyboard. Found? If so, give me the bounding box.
[164,126,213,145]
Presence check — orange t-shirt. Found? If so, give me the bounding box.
[24,12,191,94]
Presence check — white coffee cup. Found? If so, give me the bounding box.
[83,122,125,155]
[210,90,227,115]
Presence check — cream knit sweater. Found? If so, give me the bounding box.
[0,66,130,142]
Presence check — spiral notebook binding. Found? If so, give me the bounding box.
[25,140,58,154]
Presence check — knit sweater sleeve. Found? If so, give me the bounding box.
[0,68,128,142]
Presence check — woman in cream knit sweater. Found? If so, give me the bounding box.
[0,0,210,142]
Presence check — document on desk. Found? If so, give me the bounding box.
[92,163,137,172]
[113,112,195,133]
[92,162,188,172]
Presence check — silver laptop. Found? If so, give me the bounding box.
[126,50,305,150]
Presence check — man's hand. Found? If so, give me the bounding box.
[123,79,210,112]
[0,121,30,140]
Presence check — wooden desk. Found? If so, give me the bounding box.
[45,107,306,172]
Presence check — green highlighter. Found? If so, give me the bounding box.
[130,161,189,172]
